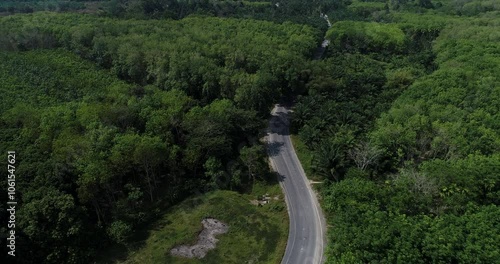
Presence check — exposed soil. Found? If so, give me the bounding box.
[170,218,229,259]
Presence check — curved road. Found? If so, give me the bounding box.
[266,104,326,264]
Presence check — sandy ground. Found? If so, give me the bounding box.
[170,218,229,259]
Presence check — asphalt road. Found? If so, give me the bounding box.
[266,104,326,264]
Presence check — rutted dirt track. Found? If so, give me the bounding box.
[170,218,229,259]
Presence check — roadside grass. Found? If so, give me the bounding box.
[290,134,323,181]
[113,182,288,264]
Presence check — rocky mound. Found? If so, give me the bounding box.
[170,218,229,259]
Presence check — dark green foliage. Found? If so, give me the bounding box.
[0,51,242,262]
[292,51,422,182]
[0,1,88,14]
[102,0,349,26]
[290,2,500,263]
[1,0,499,262]
[18,187,95,263]
[0,12,319,262]
[434,0,500,16]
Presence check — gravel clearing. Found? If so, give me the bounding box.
[170,218,229,259]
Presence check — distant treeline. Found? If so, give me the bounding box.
[0,1,95,14]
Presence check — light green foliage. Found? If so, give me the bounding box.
[291,2,500,263]
[436,0,500,16]
[421,154,500,208]
[326,21,406,53]
[121,188,288,264]
[323,174,500,263]
[290,135,320,180]
[371,17,500,164]
[389,12,452,31]
[107,220,133,245]
[0,50,124,112]
[0,13,318,113]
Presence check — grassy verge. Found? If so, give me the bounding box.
[107,182,288,264]
[290,134,322,181]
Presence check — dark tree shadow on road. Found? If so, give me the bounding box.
[270,171,286,183]
[269,112,291,136]
[266,141,284,157]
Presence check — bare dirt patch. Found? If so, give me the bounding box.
[170,218,229,259]
[250,193,276,206]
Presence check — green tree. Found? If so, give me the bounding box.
[240,144,268,183]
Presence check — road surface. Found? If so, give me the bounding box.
[266,104,326,264]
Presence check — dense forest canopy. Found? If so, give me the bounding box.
[289,0,500,263]
[0,13,318,263]
[0,0,499,263]
[0,13,319,113]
